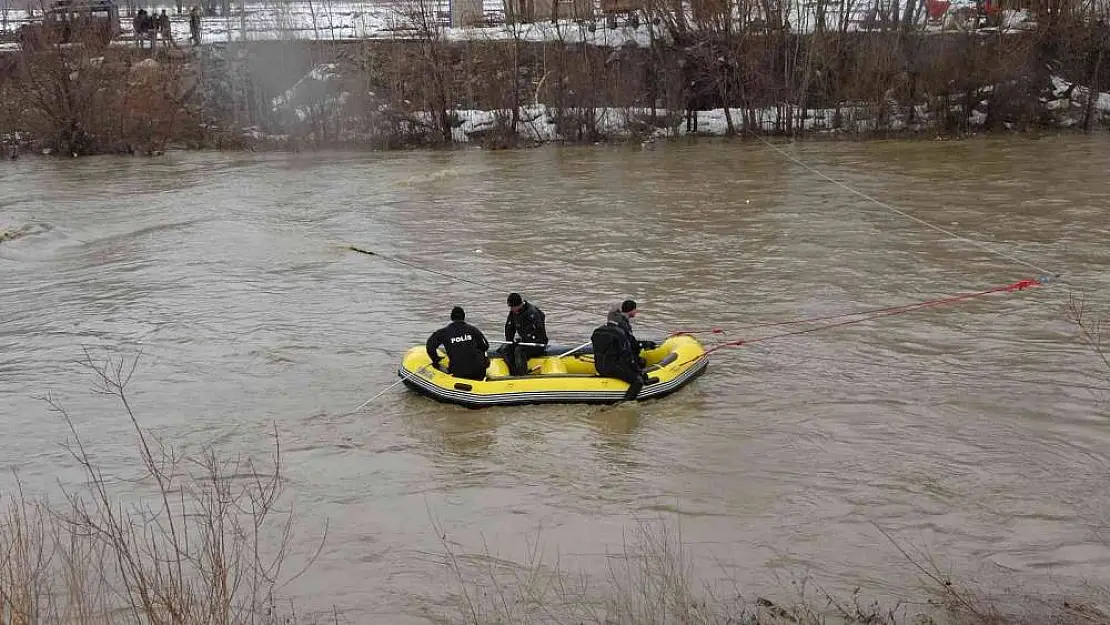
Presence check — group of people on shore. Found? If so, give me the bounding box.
[132,7,203,48]
[132,8,173,47]
[424,293,658,400]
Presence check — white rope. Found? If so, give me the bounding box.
[750,134,1059,278]
[347,245,676,333]
[344,361,436,415]
[348,377,406,414]
[348,138,1061,412]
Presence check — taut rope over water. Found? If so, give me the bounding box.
[345,245,674,333]
[680,278,1043,364]
[747,132,1061,280]
[343,246,669,412]
[345,136,1065,410]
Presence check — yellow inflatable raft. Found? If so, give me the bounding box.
[397,334,708,408]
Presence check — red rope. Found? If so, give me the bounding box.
[694,278,1041,357]
[672,278,1042,342]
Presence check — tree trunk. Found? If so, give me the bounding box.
[901,0,918,35]
[1083,42,1103,132]
[511,30,521,132]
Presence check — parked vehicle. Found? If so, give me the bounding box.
[19,0,120,51]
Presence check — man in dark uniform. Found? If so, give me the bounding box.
[591,314,649,401]
[606,299,656,367]
[426,306,490,381]
[501,292,548,375]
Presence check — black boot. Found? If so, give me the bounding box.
[623,377,644,401]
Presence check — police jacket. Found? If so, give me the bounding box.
[606,308,640,356]
[590,324,637,374]
[505,302,548,344]
[426,320,490,373]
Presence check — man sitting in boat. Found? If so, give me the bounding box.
[591,314,650,401]
[425,306,491,381]
[607,299,657,367]
[501,292,548,376]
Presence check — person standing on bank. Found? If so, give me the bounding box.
[189,6,201,46]
[502,292,548,376]
[426,306,491,381]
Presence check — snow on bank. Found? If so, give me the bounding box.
[265,59,1110,145]
[445,103,929,142]
[1047,75,1110,125]
[0,2,658,48]
[0,0,1038,51]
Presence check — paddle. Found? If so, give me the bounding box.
[551,341,591,360]
[527,340,591,373]
[489,339,546,347]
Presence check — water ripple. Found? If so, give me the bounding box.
[1,139,1109,622]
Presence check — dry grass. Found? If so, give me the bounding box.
[0,347,327,625]
[426,515,1110,625]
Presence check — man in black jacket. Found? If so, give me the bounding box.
[426,306,490,381]
[502,292,548,375]
[606,299,657,367]
[591,319,649,401]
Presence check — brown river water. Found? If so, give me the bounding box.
[2,135,1109,622]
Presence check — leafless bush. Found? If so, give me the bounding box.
[0,347,327,625]
[431,515,1110,625]
[465,27,530,148]
[1067,292,1109,375]
[10,0,1110,154]
[385,0,456,144]
[543,23,611,142]
[8,44,202,155]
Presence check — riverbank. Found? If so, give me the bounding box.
[432,523,1110,625]
[5,383,1109,625]
[4,14,1110,157]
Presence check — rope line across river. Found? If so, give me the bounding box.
[346,138,1062,411]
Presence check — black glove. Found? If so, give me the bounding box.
[640,340,658,350]
[636,357,647,369]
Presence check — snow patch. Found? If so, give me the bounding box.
[1047,74,1110,121]
[0,0,1041,48]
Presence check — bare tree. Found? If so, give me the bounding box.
[0,347,328,625]
[393,0,456,143]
